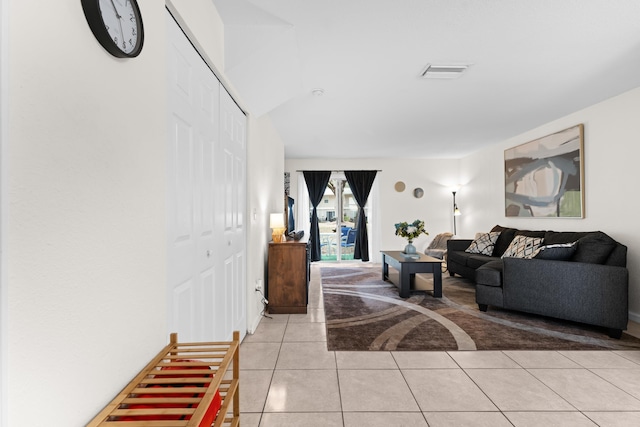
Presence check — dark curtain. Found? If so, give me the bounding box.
[303,171,332,261]
[345,170,377,262]
[287,196,295,233]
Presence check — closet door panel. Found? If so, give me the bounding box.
[218,88,247,339]
[167,12,223,341]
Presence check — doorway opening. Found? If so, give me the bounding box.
[314,172,370,262]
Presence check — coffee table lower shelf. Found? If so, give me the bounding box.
[381,250,443,298]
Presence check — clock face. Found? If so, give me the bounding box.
[99,0,141,55]
[82,0,144,58]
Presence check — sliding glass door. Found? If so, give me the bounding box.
[315,172,370,261]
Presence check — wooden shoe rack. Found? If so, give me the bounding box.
[87,331,240,426]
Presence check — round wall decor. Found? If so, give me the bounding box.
[413,188,424,198]
[394,181,406,192]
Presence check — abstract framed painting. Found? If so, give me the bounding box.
[504,124,584,218]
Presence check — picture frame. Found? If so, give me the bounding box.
[504,124,584,218]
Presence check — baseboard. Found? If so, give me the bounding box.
[247,313,262,335]
[629,310,640,324]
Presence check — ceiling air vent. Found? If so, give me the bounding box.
[421,64,469,79]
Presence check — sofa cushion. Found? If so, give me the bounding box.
[447,249,470,267]
[465,232,501,256]
[532,242,577,260]
[515,229,546,239]
[475,260,503,287]
[490,225,518,257]
[543,231,591,245]
[572,232,617,264]
[467,254,496,269]
[501,235,544,259]
[606,244,627,268]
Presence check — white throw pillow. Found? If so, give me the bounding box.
[501,235,544,259]
[465,232,501,256]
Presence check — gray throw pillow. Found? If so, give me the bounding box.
[532,242,577,260]
[572,232,617,264]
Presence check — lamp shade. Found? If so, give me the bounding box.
[269,213,285,229]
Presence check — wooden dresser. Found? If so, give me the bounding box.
[267,237,310,314]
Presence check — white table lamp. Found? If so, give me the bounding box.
[270,213,286,243]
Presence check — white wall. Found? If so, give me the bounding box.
[7,1,168,426]
[168,0,224,70]
[285,158,460,254]
[460,86,640,321]
[4,0,285,425]
[246,115,285,332]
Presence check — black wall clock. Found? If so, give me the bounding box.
[81,0,144,58]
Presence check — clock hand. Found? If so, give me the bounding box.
[109,0,122,19]
[109,0,126,49]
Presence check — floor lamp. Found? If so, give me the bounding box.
[452,191,461,235]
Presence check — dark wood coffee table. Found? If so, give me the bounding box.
[381,250,443,298]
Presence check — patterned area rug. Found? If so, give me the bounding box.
[321,266,640,351]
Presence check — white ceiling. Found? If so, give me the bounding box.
[212,0,640,159]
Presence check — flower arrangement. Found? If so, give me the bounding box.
[394,219,428,242]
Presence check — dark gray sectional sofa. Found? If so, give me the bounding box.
[447,225,628,338]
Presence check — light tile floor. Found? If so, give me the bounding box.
[239,262,640,426]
